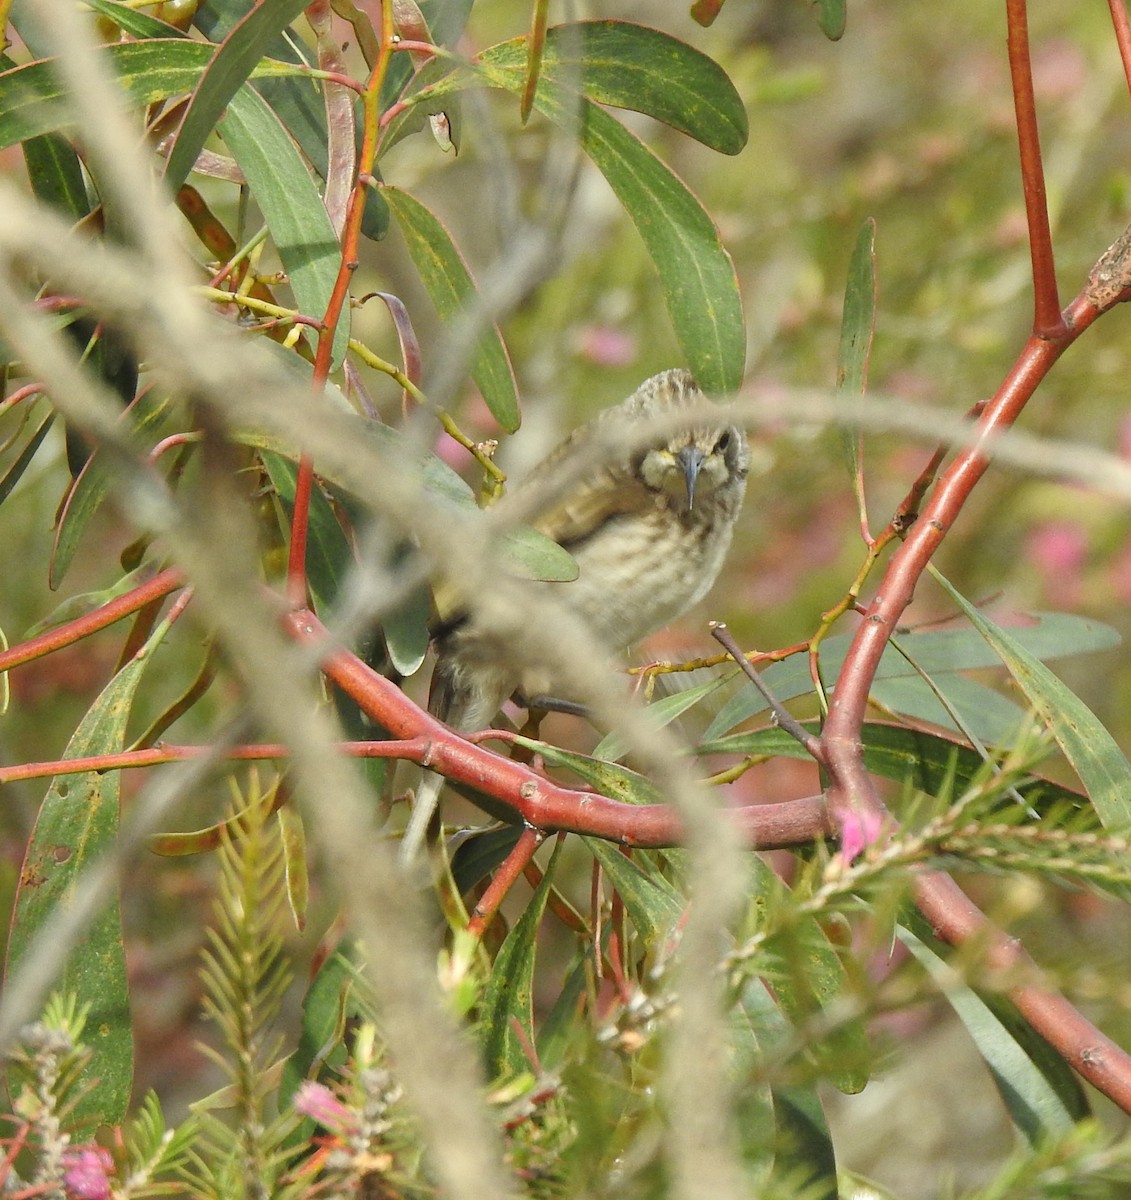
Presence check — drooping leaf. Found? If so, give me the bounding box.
[279,942,365,1108]
[481,840,561,1078]
[194,0,389,240]
[50,390,172,588]
[812,0,847,40]
[5,653,152,1125]
[162,0,310,192]
[260,450,352,616]
[703,613,1122,741]
[592,673,731,762]
[497,86,745,395]
[220,85,351,368]
[387,44,746,393]
[476,21,748,155]
[0,412,55,509]
[382,186,520,433]
[837,218,876,503]
[898,919,1088,1144]
[935,576,1131,829]
[21,130,89,219]
[697,721,1091,820]
[585,839,683,948]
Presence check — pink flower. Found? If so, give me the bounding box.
[62,1145,113,1200]
[838,807,884,863]
[294,1081,356,1136]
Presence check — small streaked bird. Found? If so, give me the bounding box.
[402,368,749,860]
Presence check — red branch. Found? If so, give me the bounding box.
[468,827,545,938]
[0,567,184,676]
[1006,0,1065,337]
[916,870,1131,1110]
[284,609,833,849]
[1108,0,1131,102]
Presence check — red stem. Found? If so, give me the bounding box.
[0,567,184,676]
[0,738,431,785]
[916,870,1131,1109]
[285,608,833,849]
[1006,0,1066,337]
[288,7,396,607]
[468,826,544,938]
[1107,0,1131,101]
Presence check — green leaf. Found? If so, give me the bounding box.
[5,656,151,1125]
[747,855,870,1095]
[481,840,561,1078]
[698,721,1091,820]
[382,585,432,677]
[82,0,184,39]
[260,450,352,616]
[837,218,876,490]
[506,88,745,395]
[51,390,172,588]
[513,737,669,805]
[21,131,89,220]
[193,0,389,241]
[238,409,577,584]
[220,85,351,369]
[450,824,524,895]
[870,672,1026,748]
[0,41,215,149]
[498,525,579,582]
[389,52,746,393]
[162,0,310,192]
[728,977,779,1188]
[898,920,1088,1144]
[0,412,55,509]
[813,0,847,40]
[935,576,1131,829]
[770,1084,839,1200]
[703,613,1122,741]
[477,21,748,156]
[584,839,683,947]
[382,186,520,433]
[279,942,364,1107]
[592,673,730,762]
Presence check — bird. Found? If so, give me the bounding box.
[401,367,750,861]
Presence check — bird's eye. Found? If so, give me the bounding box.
[714,430,732,454]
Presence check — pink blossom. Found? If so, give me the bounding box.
[838,806,884,862]
[1026,520,1087,607]
[294,1080,356,1135]
[62,1145,113,1200]
[575,325,637,367]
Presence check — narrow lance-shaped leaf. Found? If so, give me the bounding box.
[386,38,747,393]
[382,185,521,433]
[477,21,748,155]
[510,86,744,394]
[703,612,1122,741]
[162,0,310,192]
[5,653,154,1125]
[219,85,351,369]
[898,919,1088,1145]
[480,840,562,1077]
[934,571,1131,829]
[837,218,876,520]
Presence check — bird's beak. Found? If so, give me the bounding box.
[677,445,705,511]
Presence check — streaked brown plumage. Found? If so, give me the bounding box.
[402,368,749,858]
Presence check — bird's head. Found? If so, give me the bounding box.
[629,370,748,512]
